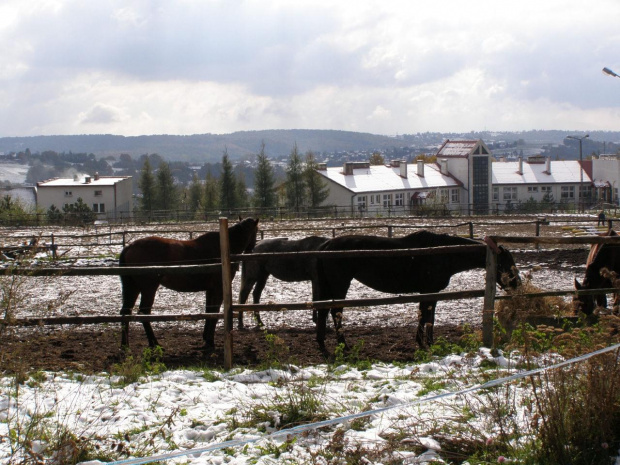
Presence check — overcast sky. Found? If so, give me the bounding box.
[2,0,620,138]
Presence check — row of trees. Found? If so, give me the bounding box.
[137,143,330,217]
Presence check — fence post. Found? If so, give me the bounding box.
[387,226,393,238]
[482,239,498,347]
[122,231,126,248]
[468,222,474,239]
[219,217,234,370]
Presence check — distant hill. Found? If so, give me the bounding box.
[0,130,403,162]
[1,129,620,163]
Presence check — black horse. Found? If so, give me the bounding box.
[238,235,329,328]
[119,218,259,351]
[313,230,520,353]
[574,229,620,315]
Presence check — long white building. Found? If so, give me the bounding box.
[318,139,604,215]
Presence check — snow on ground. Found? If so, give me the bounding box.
[0,349,559,464]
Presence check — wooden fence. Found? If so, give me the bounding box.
[3,219,620,369]
[0,217,564,260]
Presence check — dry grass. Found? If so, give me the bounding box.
[495,270,574,331]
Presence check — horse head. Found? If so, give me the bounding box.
[237,217,259,253]
[573,278,595,315]
[496,245,521,290]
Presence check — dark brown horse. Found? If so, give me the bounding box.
[313,230,520,354]
[238,236,329,328]
[119,218,259,351]
[574,229,620,315]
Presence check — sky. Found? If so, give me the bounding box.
[2,0,620,138]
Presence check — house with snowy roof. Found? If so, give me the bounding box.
[317,140,493,215]
[317,139,602,215]
[36,173,133,220]
[492,155,592,210]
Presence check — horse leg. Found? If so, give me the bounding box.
[120,276,140,349]
[237,266,255,330]
[203,288,223,352]
[315,308,330,357]
[250,273,269,327]
[415,301,437,348]
[331,308,348,350]
[137,287,159,348]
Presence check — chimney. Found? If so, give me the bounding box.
[94,172,100,180]
[343,162,353,175]
[317,163,327,171]
[517,157,523,174]
[399,161,407,178]
[417,160,425,177]
[545,157,551,174]
[85,176,92,183]
[440,159,448,175]
[73,174,79,182]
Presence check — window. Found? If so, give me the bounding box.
[561,186,575,199]
[94,190,103,196]
[357,196,367,208]
[451,189,460,203]
[394,193,404,206]
[503,187,517,201]
[93,204,98,212]
[370,195,375,205]
[93,203,105,213]
[527,186,539,193]
[493,187,499,201]
[439,189,448,203]
[382,194,392,208]
[64,190,72,197]
[541,186,552,192]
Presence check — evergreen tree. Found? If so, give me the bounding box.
[138,157,156,212]
[253,142,276,209]
[304,151,330,208]
[154,161,178,214]
[188,172,203,215]
[219,149,237,211]
[285,143,305,211]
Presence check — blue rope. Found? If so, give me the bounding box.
[107,343,620,465]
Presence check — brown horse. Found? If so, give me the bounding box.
[313,230,521,354]
[119,218,259,351]
[574,228,620,315]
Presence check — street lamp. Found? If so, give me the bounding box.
[567,134,589,210]
[603,67,620,78]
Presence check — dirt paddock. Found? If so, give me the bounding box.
[0,216,594,373]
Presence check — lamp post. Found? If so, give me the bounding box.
[567,134,589,211]
[603,67,620,79]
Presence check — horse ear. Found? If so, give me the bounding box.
[574,278,582,290]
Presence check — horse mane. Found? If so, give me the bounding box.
[402,229,478,247]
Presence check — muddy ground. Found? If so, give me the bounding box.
[0,217,593,374]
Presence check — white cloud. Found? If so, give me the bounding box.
[2,0,620,136]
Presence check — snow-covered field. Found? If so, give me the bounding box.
[0,163,28,184]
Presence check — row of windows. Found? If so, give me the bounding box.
[63,203,105,212]
[493,185,592,201]
[356,189,460,207]
[65,190,103,197]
